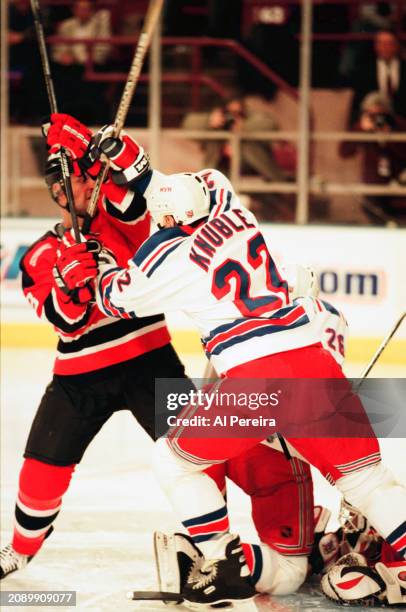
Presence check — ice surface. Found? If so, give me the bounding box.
[1,349,405,612]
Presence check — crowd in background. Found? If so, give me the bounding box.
[7,0,406,225]
[8,0,406,121]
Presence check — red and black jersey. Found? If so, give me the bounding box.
[20,194,171,376]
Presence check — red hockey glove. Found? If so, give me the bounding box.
[45,113,102,178]
[53,236,100,304]
[93,125,150,185]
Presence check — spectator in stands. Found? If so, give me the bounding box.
[52,0,111,66]
[51,0,112,123]
[347,30,406,124]
[181,97,288,183]
[339,2,395,83]
[340,91,406,226]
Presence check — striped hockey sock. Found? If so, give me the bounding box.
[386,522,406,559]
[182,505,229,545]
[242,543,264,586]
[12,459,75,556]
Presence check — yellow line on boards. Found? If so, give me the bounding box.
[1,323,405,365]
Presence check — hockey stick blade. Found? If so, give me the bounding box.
[127,590,183,603]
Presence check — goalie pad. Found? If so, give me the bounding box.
[310,503,384,576]
[338,499,383,563]
[310,506,341,575]
[321,552,406,606]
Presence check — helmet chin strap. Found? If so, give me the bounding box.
[57,199,86,221]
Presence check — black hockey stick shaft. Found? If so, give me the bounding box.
[127,590,183,603]
[83,0,164,232]
[30,0,81,243]
[354,311,406,392]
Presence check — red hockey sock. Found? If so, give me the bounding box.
[241,543,255,573]
[12,458,75,556]
[242,542,265,585]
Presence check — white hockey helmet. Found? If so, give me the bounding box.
[147,172,210,226]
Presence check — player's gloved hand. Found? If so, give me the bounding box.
[44,113,102,178]
[92,125,150,186]
[53,231,100,304]
[283,263,319,301]
[97,247,117,267]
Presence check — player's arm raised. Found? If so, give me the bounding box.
[46,115,153,224]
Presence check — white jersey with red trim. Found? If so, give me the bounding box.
[306,297,348,366]
[96,170,345,375]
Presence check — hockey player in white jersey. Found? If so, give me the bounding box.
[154,295,405,607]
[152,276,345,603]
[94,150,405,607]
[47,117,406,608]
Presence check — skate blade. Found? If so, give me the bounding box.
[182,595,257,611]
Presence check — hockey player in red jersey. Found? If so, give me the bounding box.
[0,115,193,580]
[45,116,406,607]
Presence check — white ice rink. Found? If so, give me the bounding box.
[1,348,405,612]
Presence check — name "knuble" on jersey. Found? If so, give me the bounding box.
[189,210,255,272]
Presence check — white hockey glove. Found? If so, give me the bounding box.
[93,125,150,186]
[283,263,319,300]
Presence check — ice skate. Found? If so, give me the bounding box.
[153,531,204,602]
[0,544,32,580]
[181,534,256,609]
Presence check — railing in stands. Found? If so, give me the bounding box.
[45,35,299,106]
[6,126,406,218]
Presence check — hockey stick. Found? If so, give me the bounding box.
[127,590,183,603]
[30,0,81,243]
[82,0,164,232]
[354,311,406,392]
